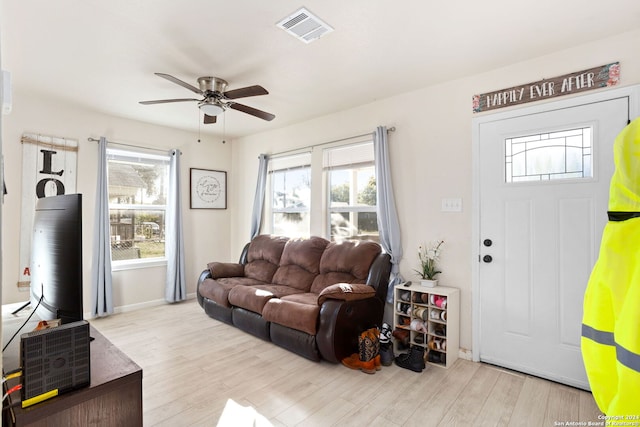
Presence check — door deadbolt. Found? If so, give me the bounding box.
[483,239,493,247]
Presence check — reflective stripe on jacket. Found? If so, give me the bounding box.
[582,118,640,415]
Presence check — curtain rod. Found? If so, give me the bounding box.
[268,126,396,159]
[87,137,172,154]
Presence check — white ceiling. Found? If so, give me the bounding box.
[3,1,640,139]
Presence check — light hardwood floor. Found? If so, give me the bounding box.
[89,300,602,426]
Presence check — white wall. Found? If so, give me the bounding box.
[230,29,640,353]
[3,27,638,351]
[1,91,233,311]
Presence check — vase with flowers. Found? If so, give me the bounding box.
[415,240,444,287]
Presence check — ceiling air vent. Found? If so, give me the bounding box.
[276,7,334,44]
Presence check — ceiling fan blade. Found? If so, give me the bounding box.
[203,114,217,124]
[229,103,275,121]
[139,98,199,105]
[155,73,202,95]
[224,85,269,99]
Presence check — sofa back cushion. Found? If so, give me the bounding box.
[310,240,381,294]
[244,235,289,283]
[272,236,329,291]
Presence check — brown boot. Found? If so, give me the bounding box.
[373,354,382,371]
[342,357,377,373]
[341,353,363,370]
[359,358,377,374]
[367,328,382,371]
[357,327,380,374]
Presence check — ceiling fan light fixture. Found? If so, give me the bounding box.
[199,102,224,116]
[140,73,275,123]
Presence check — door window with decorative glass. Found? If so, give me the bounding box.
[505,126,593,183]
[107,149,169,263]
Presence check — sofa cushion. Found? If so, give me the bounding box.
[207,262,244,279]
[244,235,289,283]
[310,240,381,294]
[317,283,376,305]
[199,277,265,308]
[262,293,320,335]
[279,292,318,305]
[228,284,303,314]
[271,236,329,291]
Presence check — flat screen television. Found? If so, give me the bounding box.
[29,193,84,324]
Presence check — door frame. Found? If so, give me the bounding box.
[471,84,640,363]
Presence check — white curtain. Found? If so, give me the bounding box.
[165,148,186,302]
[250,154,269,239]
[91,136,114,317]
[374,126,404,302]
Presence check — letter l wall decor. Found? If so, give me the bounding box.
[18,133,78,290]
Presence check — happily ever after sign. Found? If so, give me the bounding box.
[473,62,620,113]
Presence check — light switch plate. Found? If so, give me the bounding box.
[441,198,462,212]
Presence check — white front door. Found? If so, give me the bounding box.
[477,96,628,389]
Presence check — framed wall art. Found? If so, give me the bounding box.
[190,168,227,209]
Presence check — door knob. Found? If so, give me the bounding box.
[483,255,493,263]
[483,239,493,247]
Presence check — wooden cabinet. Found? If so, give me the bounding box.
[393,283,459,368]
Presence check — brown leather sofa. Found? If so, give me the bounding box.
[197,235,391,362]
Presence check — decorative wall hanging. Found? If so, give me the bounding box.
[18,133,78,290]
[190,168,227,209]
[473,62,620,113]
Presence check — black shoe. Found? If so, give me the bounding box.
[394,351,410,363]
[433,325,447,337]
[395,345,426,372]
[380,343,394,366]
[428,351,446,365]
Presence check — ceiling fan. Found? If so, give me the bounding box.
[139,73,275,124]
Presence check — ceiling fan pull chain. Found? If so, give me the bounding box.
[197,109,202,143]
[222,111,226,144]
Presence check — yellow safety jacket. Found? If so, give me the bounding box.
[582,117,640,415]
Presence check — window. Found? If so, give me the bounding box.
[107,149,169,263]
[324,142,378,241]
[268,153,311,238]
[505,127,593,183]
[264,141,378,242]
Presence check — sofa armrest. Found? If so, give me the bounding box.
[197,262,245,308]
[196,269,212,308]
[316,298,384,363]
[366,253,392,303]
[317,283,376,306]
[238,242,251,264]
[207,262,245,279]
[197,241,250,309]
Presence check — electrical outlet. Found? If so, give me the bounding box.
[441,198,462,212]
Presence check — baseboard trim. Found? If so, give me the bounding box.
[458,347,473,361]
[85,293,196,319]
